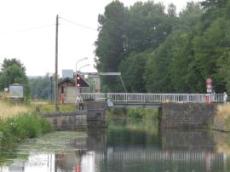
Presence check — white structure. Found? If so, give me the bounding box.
[62,69,74,79]
[79,93,225,104]
[9,84,24,98]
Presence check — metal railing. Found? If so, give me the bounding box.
[78,93,224,104]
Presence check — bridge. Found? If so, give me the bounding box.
[77,93,224,107]
[95,149,224,163]
[43,92,225,129]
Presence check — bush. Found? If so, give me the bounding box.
[127,108,159,121]
[0,113,52,150]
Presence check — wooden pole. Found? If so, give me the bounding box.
[55,14,59,111]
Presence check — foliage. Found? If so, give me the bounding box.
[107,108,159,121]
[0,100,31,120]
[35,103,76,112]
[95,1,128,91]
[126,108,159,121]
[0,58,30,99]
[96,1,174,92]
[29,75,52,100]
[119,51,149,92]
[0,113,52,151]
[107,108,160,140]
[96,0,230,94]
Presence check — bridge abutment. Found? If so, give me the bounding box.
[41,101,107,130]
[160,103,217,129]
[85,101,107,128]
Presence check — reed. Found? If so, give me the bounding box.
[0,101,31,120]
[216,104,230,120]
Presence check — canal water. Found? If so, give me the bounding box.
[1,117,230,172]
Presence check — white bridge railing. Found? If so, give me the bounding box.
[79,93,224,104]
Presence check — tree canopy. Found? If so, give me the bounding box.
[0,58,30,98]
[96,0,230,93]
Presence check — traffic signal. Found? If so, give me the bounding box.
[76,73,89,87]
[76,74,81,87]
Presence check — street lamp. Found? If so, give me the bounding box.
[78,64,90,72]
[76,57,88,72]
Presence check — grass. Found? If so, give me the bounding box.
[0,100,53,163]
[31,101,76,112]
[0,112,53,163]
[217,104,230,120]
[0,101,31,120]
[216,104,230,130]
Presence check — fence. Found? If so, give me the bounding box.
[78,93,224,104]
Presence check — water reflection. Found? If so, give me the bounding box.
[1,119,230,172]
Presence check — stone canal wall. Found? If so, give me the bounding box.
[85,101,107,128]
[41,112,87,130]
[42,101,107,130]
[160,103,217,129]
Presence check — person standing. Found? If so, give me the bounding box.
[224,92,228,103]
[75,95,81,110]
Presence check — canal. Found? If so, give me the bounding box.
[1,115,230,172]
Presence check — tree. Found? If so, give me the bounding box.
[95,1,128,91]
[126,1,173,53]
[96,1,176,92]
[119,51,149,92]
[29,75,52,100]
[178,2,203,32]
[168,3,176,17]
[95,0,230,93]
[0,58,30,98]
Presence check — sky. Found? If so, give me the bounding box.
[0,0,200,77]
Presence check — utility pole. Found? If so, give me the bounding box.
[55,14,59,111]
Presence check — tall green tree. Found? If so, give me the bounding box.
[125,2,171,53]
[96,0,230,93]
[119,51,149,92]
[95,1,128,91]
[96,1,177,92]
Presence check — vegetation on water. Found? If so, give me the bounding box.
[96,0,230,94]
[17,131,87,154]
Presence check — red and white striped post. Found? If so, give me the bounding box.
[206,78,213,103]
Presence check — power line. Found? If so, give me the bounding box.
[60,17,97,31]
[0,24,55,35]
[17,24,55,32]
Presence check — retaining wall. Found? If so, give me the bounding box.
[161,103,217,129]
[41,111,87,130]
[85,101,107,128]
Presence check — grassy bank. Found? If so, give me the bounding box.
[215,104,230,131]
[31,101,76,112]
[0,113,53,162]
[0,100,53,162]
[0,113,52,146]
[0,101,31,120]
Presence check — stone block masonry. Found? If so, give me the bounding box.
[42,111,87,130]
[161,103,217,129]
[85,101,107,128]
